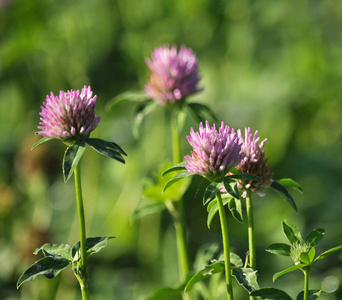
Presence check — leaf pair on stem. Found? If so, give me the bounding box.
[32,136,127,182]
[17,237,114,288]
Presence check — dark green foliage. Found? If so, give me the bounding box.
[186,103,218,124]
[251,288,293,300]
[85,138,127,162]
[271,181,298,212]
[17,256,71,288]
[17,237,114,289]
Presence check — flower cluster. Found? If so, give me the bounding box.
[145,45,201,105]
[290,241,311,265]
[38,86,101,142]
[185,121,243,181]
[236,127,273,196]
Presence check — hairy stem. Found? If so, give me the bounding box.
[216,192,234,300]
[169,108,190,300]
[303,268,310,300]
[171,108,182,164]
[74,164,90,300]
[246,190,256,300]
[165,200,189,280]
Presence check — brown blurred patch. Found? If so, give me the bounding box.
[17,226,51,264]
[0,183,16,215]
[15,134,61,181]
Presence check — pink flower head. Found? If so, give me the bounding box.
[38,86,101,141]
[185,121,243,181]
[145,45,201,105]
[236,127,274,197]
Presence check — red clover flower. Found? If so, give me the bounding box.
[185,121,243,182]
[145,45,201,105]
[38,86,101,142]
[21,86,126,296]
[236,127,274,197]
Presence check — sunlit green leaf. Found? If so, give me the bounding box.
[305,229,325,247]
[34,243,72,260]
[232,267,259,292]
[282,219,302,245]
[85,138,126,163]
[17,256,71,288]
[266,243,291,256]
[106,90,149,110]
[31,137,53,150]
[308,247,315,262]
[185,252,244,293]
[271,181,297,212]
[193,243,220,271]
[273,263,306,282]
[162,162,186,177]
[144,163,191,203]
[145,283,185,299]
[314,245,342,263]
[144,178,190,202]
[276,178,303,192]
[163,171,194,193]
[132,202,166,220]
[251,288,293,300]
[299,253,310,265]
[63,140,86,182]
[184,261,225,293]
[207,197,217,212]
[300,247,315,265]
[132,100,158,138]
[176,106,187,133]
[230,252,243,268]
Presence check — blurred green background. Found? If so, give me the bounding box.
[1,0,342,299]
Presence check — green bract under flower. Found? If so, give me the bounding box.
[38,86,101,142]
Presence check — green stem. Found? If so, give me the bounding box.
[303,268,310,300]
[80,281,90,300]
[246,190,256,300]
[216,192,234,300]
[246,191,256,269]
[74,164,90,300]
[165,201,189,282]
[169,108,190,300]
[175,221,189,280]
[171,108,182,164]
